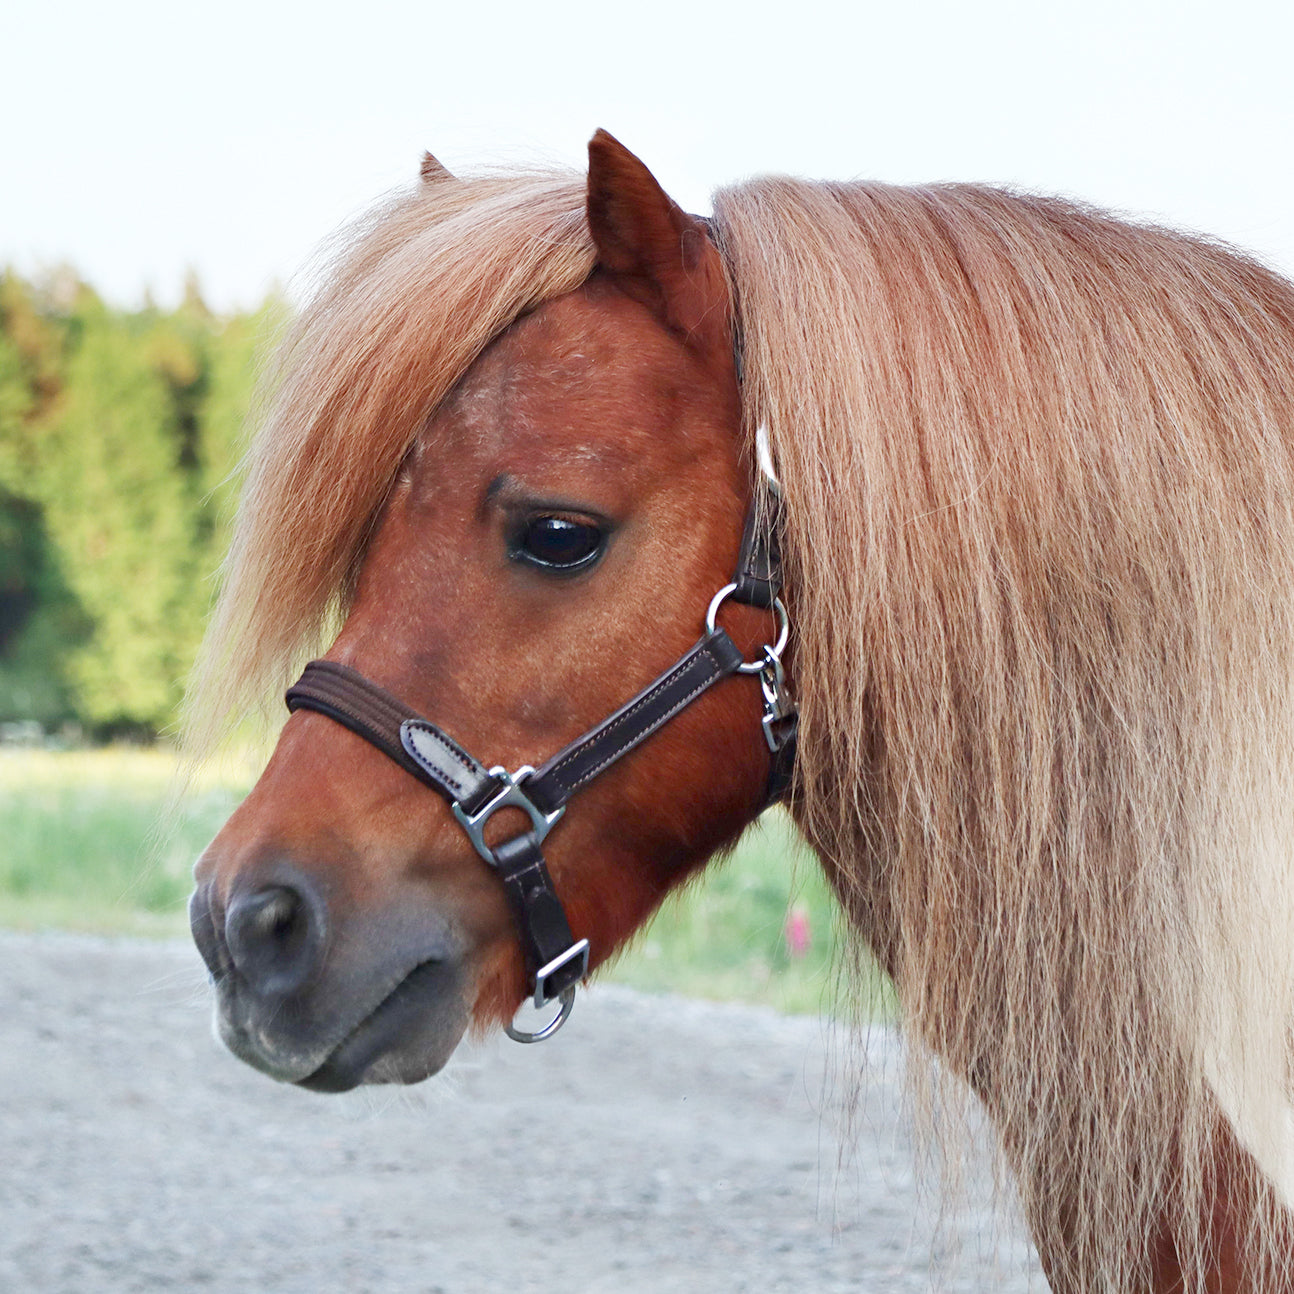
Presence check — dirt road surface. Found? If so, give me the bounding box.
[1,931,1042,1292]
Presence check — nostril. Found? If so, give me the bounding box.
[225,878,326,999]
[242,887,298,947]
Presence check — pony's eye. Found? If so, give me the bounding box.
[513,516,604,572]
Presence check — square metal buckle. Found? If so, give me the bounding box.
[451,766,565,866]
[533,939,590,1008]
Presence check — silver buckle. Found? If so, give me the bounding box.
[533,939,590,1009]
[451,766,565,865]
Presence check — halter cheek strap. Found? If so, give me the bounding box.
[284,479,796,1043]
[284,629,751,1019]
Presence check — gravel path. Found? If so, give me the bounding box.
[1,931,1043,1292]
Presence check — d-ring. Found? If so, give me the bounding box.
[705,583,790,673]
[505,984,577,1043]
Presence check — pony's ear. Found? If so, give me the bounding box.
[420,151,454,184]
[586,130,728,354]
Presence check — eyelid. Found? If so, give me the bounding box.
[485,474,616,529]
[511,501,613,531]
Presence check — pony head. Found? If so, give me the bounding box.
[188,133,781,1087]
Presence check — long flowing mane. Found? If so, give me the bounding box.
[714,179,1294,1289]
[189,165,1294,1291]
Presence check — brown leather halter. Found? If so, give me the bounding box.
[284,461,796,1042]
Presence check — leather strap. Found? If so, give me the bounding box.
[401,719,499,814]
[765,729,798,803]
[286,660,500,813]
[525,629,744,814]
[489,835,587,999]
[287,627,746,821]
[729,494,783,610]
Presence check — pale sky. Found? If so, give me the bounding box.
[7,0,1294,312]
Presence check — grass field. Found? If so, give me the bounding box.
[1,748,889,1015]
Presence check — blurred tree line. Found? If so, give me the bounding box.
[0,269,277,738]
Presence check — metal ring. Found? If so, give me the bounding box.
[504,984,576,1044]
[705,584,790,674]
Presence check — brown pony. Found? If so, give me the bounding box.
[186,131,1294,1293]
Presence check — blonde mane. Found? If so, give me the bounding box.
[714,178,1294,1290]
[189,163,1294,1291]
[184,170,595,754]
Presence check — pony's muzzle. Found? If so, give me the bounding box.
[189,857,472,1088]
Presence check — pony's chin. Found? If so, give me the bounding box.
[294,960,471,1092]
[215,956,471,1093]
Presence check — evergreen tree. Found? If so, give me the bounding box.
[0,277,87,726]
[38,291,204,733]
[0,270,271,736]
[197,299,282,573]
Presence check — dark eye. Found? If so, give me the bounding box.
[513,515,605,572]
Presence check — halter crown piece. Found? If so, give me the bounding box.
[285,428,796,1042]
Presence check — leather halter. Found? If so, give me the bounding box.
[284,446,796,1043]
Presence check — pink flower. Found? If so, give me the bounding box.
[784,906,811,959]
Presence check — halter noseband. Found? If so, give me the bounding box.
[284,436,796,1042]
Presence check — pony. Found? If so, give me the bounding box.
[186,130,1294,1292]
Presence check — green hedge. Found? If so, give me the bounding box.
[0,272,276,735]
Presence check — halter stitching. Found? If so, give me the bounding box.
[556,663,717,793]
[544,646,719,787]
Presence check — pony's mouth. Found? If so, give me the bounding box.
[211,949,469,1093]
[295,958,468,1093]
